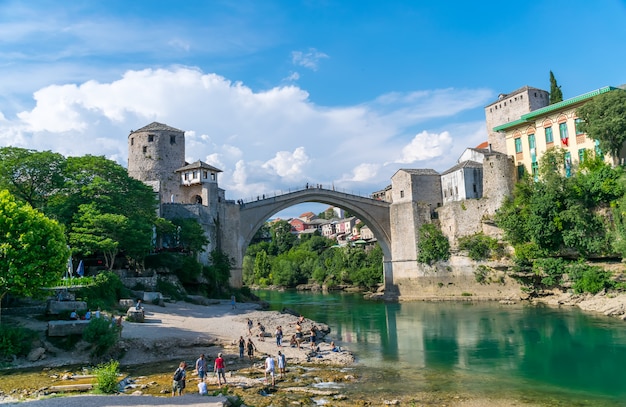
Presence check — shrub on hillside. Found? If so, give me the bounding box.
[458,233,504,261]
[417,223,450,265]
[83,317,119,357]
[569,264,614,294]
[0,325,34,360]
[76,271,130,310]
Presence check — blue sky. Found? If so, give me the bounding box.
[1,0,625,218]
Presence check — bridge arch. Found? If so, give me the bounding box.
[236,188,392,274]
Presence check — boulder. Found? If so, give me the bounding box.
[46,300,87,315]
[126,307,145,323]
[27,347,46,362]
[47,320,90,337]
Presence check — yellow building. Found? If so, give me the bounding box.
[493,86,619,180]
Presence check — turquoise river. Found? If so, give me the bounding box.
[254,290,626,406]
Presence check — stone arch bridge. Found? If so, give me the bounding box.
[222,187,393,289]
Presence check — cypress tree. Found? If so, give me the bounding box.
[549,71,563,104]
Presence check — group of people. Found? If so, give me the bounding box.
[69,307,101,320]
[171,352,229,396]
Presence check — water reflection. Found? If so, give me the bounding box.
[256,290,626,403]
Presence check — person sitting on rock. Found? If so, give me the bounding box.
[69,309,78,320]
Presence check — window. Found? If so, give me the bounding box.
[192,171,198,179]
[595,139,602,156]
[545,127,553,143]
[211,173,216,181]
[473,184,477,193]
[170,135,176,144]
[184,173,188,181]
[131,137,134,146]
[148,135,154,142]
[400,190,404,198]
[578,148,586,163]
[203,171,208,179]
[575,118,584,135]
[531,162,539,181]
[517,165,525,180]
[559,123,569,142]
[528,134,536,149]
[142,146,147,153]
[514,137,522,153]
[564,152,572,177]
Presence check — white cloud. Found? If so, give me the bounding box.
[262,147,309,179]
[341,163,381,182]
[0,66,492,199]
[284,72,300,82]
[395,131,453,164]
[291,48,329,71]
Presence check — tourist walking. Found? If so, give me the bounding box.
[231,295,236,309]
[172,361,187,396]
[264,354,276,386]
[238,336,246,359]
[195,353,207,381]
[214,352,227,387]
[277,350,286,379]
[257,322,266,341]
[247,338,257,361]
[275,325,283,347]
[247,318,253,336]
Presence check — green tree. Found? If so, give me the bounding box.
[172,218,209,254]
[253,249,272,286]
[549,70,563,104]
[0,148,66,211]
[417,223,450,265]
[69,204,128,270]
[269,220,296,254]
[0,190,69,321]
[577,89,626,162]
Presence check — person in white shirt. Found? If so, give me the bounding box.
[264,354,276,386]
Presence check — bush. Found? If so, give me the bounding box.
[76,271,131,310]
[532,257,566,287]
[570,265,614,294]
[459,233,503,261]
[156,278,185,301]
[417,223,450,265]
[94,359,120,394]
[0,325,35,360]
[83,317,119,357]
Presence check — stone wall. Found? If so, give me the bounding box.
[388,255,521,300]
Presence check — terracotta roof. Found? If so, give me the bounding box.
[175,160,222,173]
[475,141,489,149]
[131,122,184,134]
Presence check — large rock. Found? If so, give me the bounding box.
[47,320,91,337]
[27,347,46,362]
[126,307,145,323]
[46,300,87,315]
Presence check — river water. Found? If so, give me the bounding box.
[254,290,626,406]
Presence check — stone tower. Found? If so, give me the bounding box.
[485,86,549,154]
[482,152,515,206]
[128,122,186,205]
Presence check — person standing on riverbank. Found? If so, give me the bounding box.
[214,352,227,387]
[172,361,187,396]
[275,325,283,347]
[264,354,276,386]
[247,338,257,361]
[195,354,207,382]
[238,336,246,359]
[277,350,286,379]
